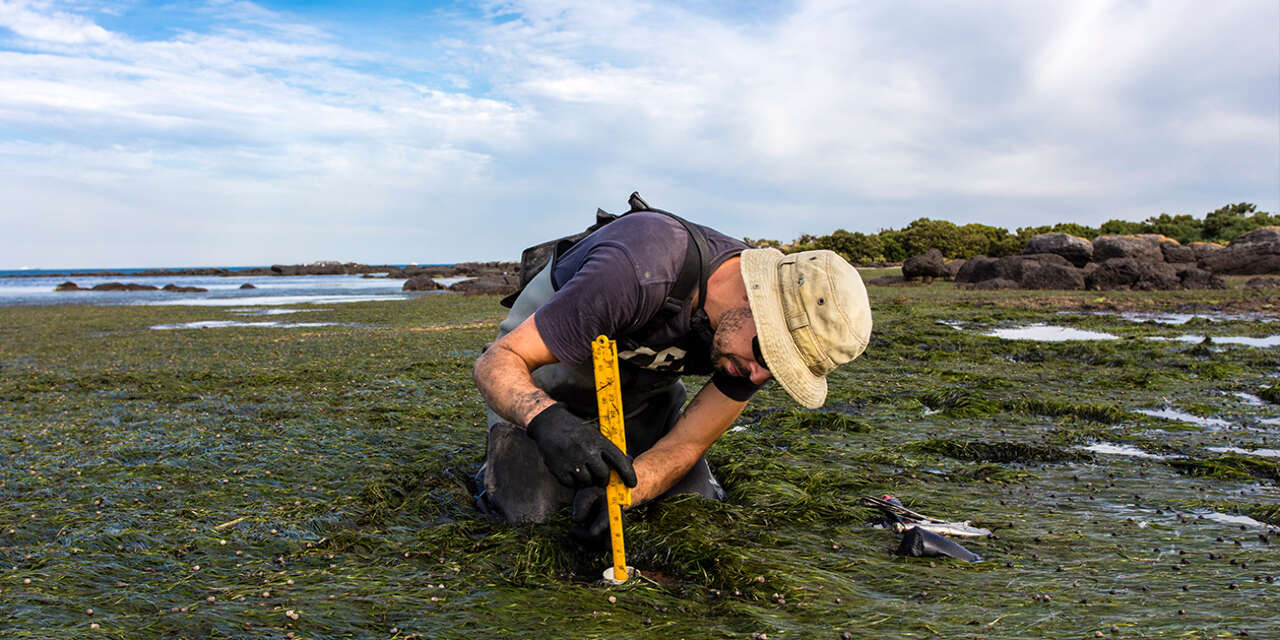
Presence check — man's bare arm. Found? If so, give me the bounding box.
[473,313,558,427]
[628,382,747,505]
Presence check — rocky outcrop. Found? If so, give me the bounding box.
[91,282,160,291]
[1092,235,1164,263]
[955,256,996,283]
[1000,254,1072,282]
[449,274,518,296]
[268,261,376,276]
[943,260,964,279]
[955,254,1071,285]
[1159,240,1195,264]
[902,249,949,280]
[942,227,1280,291]
[1189,242,1225,262]
[55,281,196,292]
[1177,267,1225,290]
[1086,258,1179,291]
[1020,263,1085,290]
[1198,227,1280,275]
[402,275,443,291]
[1132,262,1182,291]
[1025,233,1093,267]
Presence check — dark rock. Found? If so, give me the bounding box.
[902,249,948,280]
[955,256,998,283]
[239,283,256,289]
[1020,264,1085,290]
[451,261,520,277]
[1081,262,1100,281]
[1199,227,1280,275]
[1025,233,1093,267]
[1190,242,1225,262]
[955,254,1070,285]
[1177,267,1225,290]
[91,282,159,291]
[1093,235,1164,263]
[1245,277,1280,289]
[999,254,1072,282]
[1134,262,1180,290]
[54,281,84,291]
[449,274,518,296]
[943,260,964,279]
[1160,240,1195,264]
[402,275,442,291]
[1087,258,1180,290]
[161,284,208,293]
[1087,258,1141,290]
[971,278,1019,290]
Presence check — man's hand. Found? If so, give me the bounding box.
[569,486,613,548]
[526,403,637,489]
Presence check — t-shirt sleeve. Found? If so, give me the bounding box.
[710,371,762,402]
[535,242,652,367]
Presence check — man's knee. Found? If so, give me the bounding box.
[476,422,574,524]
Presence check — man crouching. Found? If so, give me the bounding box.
[473,197,872,544]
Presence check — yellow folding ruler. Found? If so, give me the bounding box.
[592,335,632,583]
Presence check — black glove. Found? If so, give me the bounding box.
[570,486,615,548]
[526,403,637,489]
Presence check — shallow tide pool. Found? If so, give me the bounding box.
[983,324,1120,341]
[149,320,349,330]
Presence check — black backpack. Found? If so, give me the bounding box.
[499,192,714,321]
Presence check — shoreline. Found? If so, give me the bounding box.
[0,260,518,280]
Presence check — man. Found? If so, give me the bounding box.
[473,195,872,543]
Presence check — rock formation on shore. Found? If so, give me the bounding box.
[402,275,442,291]
[448,273,518,295]
[900,227,1278,290]
[54,281,208,292]
[49,261,522,296]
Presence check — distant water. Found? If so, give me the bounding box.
[0,266,270,277]
[0,266,457,307]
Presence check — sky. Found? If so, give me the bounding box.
[0,0,1277,269]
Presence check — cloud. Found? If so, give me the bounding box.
[462,0,1277,232]
[0,0,1276,268]
[0,0,114,44]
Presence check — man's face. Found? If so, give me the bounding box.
[709,306,773,385]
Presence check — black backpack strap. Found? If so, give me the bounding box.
[625,192,712,316]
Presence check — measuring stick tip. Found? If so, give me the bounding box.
[602,566,636,585]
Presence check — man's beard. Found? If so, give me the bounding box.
[708,306,753,377]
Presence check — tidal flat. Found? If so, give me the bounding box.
[1,281,1278,639]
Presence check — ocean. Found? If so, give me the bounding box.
[0,266,461,307]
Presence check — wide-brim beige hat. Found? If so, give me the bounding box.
[741,248,872,408]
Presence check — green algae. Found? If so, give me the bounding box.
[1,286,1277,639]
[1261,384,1280,405]
[1167,454,1280,482]
[905,439,1091,464]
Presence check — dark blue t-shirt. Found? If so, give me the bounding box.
[535,212,761,401]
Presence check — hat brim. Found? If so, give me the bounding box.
[741,248,827,409]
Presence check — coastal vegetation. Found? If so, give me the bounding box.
[745,202,1278,264]
[0,281,1277,638]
